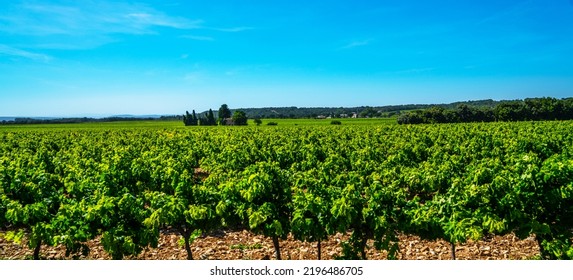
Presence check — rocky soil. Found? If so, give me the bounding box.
[1,229,540,260]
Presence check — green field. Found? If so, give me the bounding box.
[0,117,396,131]
[255,117,396,126]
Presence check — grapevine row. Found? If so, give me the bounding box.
[1,122,572,259]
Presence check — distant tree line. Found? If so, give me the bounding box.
[216,100,506,119]
[0,116,180,125]
[397,97,573,124]
[4,98,571,126]
[183,104,247,126]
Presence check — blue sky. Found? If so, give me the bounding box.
[1,0,573,117]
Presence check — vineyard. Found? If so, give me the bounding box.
[1,121,572,260]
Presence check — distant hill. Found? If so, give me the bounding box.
[1,115,180,125]
[195,99,502,119]
[396,97,573,124]
[110,114,163,119]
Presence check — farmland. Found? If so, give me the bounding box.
[1,120,572,260]
[0,117,396,130]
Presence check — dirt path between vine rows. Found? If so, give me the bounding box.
[1,230,540,260]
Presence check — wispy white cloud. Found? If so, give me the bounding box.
[179,27,253,41]
[180,35,214,41]
[0,44,51,62]
[124,12,201,30]
[340,39,373,49]
[0,1,203,36]
[0,1,252,50]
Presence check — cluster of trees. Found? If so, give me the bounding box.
[183,110,217,126]
[397,97,573,124]
[183,104,247,126]
[230,110,248,126]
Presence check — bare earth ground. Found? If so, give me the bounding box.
[0,230,539,260]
